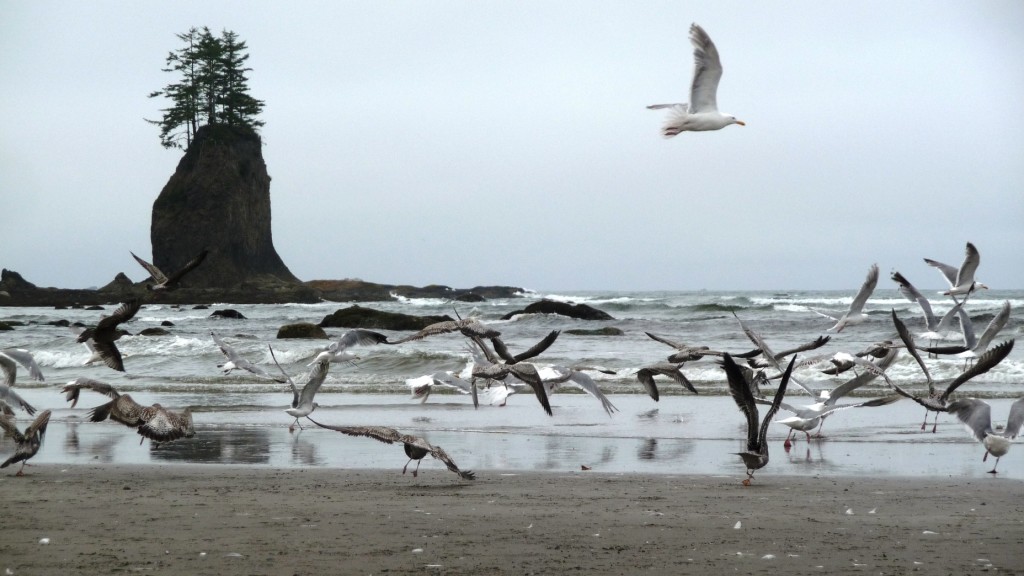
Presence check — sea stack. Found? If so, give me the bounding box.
[150,124,300,290]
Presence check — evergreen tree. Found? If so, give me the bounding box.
[147,27,264,149]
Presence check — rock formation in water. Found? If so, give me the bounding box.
[150,124,301,291]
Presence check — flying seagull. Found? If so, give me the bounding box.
[891,270,962,346]
[812,263,879,332]
[648,23,745,135]
[0,348,45,386]
[388,317,500,345]
[924,241,988,299]
[467,337,553,416]
[889,310,1015,432]
[61,378,194,445]
[211,331,288,382]
[921,301,1012,369]
[310,329,390,365]
[722,352,793,486]
[946,397,1024,474]
[0,409,51,476]
[131,248,209,291]
[270,348,331,432]
[76,299,141,372]
[636,361,698,401]
[307,418,475,480]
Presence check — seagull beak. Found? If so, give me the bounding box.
[735,120,746,126]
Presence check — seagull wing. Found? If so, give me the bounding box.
[0,384,35,415]
[847,263,879,314]
[1004,398,1024,440]
[0,413,26,442]
[164,248,209,286]
[131,252,167,284]
[891,309,934,390]
[297,360,330,408]
[891,271,937,326]
[507,363,553,416]
[550,367,618,415]
[955,242,981,288]
[635,368,661,401]
[946,398,993,442]
[97,299,142,330]
[0,349,44,382]
[687,23,723,113]
[758,356,794,449]
[940,339,1015,402]
[734,313,814,395]
[92,340,126,372]
[331,329,389,352]
[923,258,959,288]
[826,348,898,404]
[307,420,404,445]
[974,301,1011,352]
[62,377,120,408]
[507,330,561,363]
[722,353,760,451]
[424,443,476,480]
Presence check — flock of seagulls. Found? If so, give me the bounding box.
[0,215,1018,482]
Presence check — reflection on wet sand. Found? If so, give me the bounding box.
[149,428,272,465]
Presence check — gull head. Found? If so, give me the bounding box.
[728,115,746,126]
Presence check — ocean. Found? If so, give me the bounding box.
[2,288,1022,478]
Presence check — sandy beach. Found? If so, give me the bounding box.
[2,465,1022,575]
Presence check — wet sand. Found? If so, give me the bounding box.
[2,465,1022,575]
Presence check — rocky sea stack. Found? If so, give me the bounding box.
[151,125,305,292]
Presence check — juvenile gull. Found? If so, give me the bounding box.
[76,299,141,372]
[131,248,209,291]
[0,409,51,476]
[636,361,697,401]
[947,397,1024,474]
[924,241,988,299]
[61,378,194,445]
[722,352,793,486]
[644,332,758,363]
[388,317,499,345]
[648,23,745,135]
[812,263,879,332]
[307,419,475,480]
[467,337,553,416]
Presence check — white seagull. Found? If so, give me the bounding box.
[891,270,963,345]
[309,329,389,365]
[947,398,1024,474]
[924,242,988,299]
[812,263,879,332]
[647,23,745,136]
[211,332,287,382]
[0,348,45,386]
[270,350,331,432]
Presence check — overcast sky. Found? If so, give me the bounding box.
[2,1,1022,292]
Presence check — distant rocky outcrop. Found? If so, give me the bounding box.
[306,280,526,303]
[319,305,452,331]
[501,300,615,321]
[277,322,328,339]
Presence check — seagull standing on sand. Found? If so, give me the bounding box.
[648,23,745,135]
[812,263,879,332]
[307,418,475,480]
[0,409,51,476]
[722,352,793,486]
[924,242,988,299]
[76,299,141,372]
[131,249,209,291]
[947,398,1024,474]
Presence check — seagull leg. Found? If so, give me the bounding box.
[988,457,1000,474]
[742,470,753,487]
[815,418,827,438]
[402,458,413,475]
[15,461,26,476]
[920,410,928,431]
[413,460,422,478]
[931,413,939,434]
[783,429,794,450]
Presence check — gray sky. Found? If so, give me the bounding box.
[2,1,1022,292]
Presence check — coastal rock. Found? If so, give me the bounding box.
[139,327,171,336]
[161,320,175,327]
[0,321,12,331]
[319,305,452,331]
[565,327,624,336]
[211,309,247,320]
[277,322,328,339]
[150,124,306,296]
[99,272,139,294]
[501,300,614,321]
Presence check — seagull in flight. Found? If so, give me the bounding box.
[61,378,194,445]
[270,348,331,432]
[131,249,209,291]
[76,299,141,372]
[812,263,879,332]
[924,242,988,299]
[310,329,390,365]
[891,270,963,346]
[307,419,475,480]
[211,332,287,382]
[648,23,745,135]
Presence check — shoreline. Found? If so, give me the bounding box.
[2,464,1022,575]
